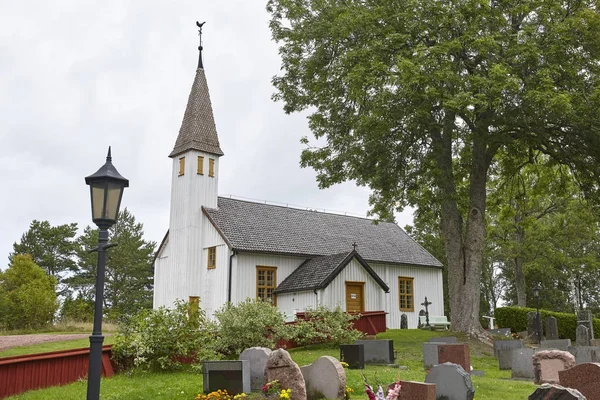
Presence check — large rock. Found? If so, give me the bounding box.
[528,384,586,400]
[300,356,345,400]
[239,347,272,391]
[264,349,307,400]
[425,362,474,400]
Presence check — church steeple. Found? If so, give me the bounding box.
[169,21,224,158]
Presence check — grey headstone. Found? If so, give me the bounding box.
[497,348,516,370]
[401,313,408,329]
[546,317,559,340]
[567,345,600,364]
[528,312,538,340]
[528,383,586,400]
[425,362,475,400]
[494,339,523,357]
[300,356,345,400]
[355,340,394,364]
[423,342,440,369]
[203,360,251,394]
[489,328,512,337]
[577,325,591,347]
[239,347,272,391]
[429,336,458,344]
[577,310,594,340]
[541,339,572,351]
[512,348,536,379]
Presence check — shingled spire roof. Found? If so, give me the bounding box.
[169,23,224,158]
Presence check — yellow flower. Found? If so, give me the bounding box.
[340,361,349,368]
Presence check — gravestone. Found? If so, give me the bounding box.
[489,328,512,337]
[264,349,307,400]
[541,339,572,351]
[339,344,364,369]
[355,340,394,364]
[300,356,345,400]
[546,317,559,340]
[438,343,470,373]
[591,339,600,347]
[429,336,458,344]
[494,339,523,357]
[425,362,475,400]
[512,348,536,379]
[418,310,426,328]
[533,350,576,385]
[528,312,539,341]
[386,381,436,400]
[577,325,591,347]
[497,349,517,370]
[577,310,594,339]
[203,360,250,395]
[559,362,600,400]
[528,384,586,400]
[239,347,272,391]
[423,342,441,369]
[567,346,600,364]
[401,314,408,329]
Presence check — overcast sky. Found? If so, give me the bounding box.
[0,1,414,268]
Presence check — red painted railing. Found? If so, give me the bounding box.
[0,345,114,399]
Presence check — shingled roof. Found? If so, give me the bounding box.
[203,197,443,268]
[274,250,389,294]
[169,67,224,158]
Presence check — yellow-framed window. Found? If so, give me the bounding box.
[178,157,185,176]
[207,246,216,269]
[398,277,414,312]
[209,158,215,177]
[256,266,277,305]
[197,156,204,175]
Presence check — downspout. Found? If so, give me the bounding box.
[227,250,237,303]
[314,288,318,307]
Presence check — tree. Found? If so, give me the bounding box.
[267,0,600,334]
[70,209,155,320]
[0,254,58,329]
[10,220,78,294]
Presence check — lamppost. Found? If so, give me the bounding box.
[84,147,128,400]
[533,285,542,344]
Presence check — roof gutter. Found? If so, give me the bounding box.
[227,249,237,303]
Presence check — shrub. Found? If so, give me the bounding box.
[289,305,364,347]
[111,299,220,371]
[213,299,289,357]
[59,294,94,322]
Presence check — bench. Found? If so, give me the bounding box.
[419,315,451,330]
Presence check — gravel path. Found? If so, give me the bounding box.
[0,334,92,352]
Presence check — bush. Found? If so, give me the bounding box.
[495,306,600,341]
[59,294,94,322]
[213,299,289,357]
[289,305,364,347]
[111,300,220,371]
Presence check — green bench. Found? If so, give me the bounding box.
[419,315,451,330]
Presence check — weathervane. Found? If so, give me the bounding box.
[196,21,206,69]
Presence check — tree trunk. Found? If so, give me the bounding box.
[515,255,526,306]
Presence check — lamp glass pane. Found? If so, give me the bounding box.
[105,181,123,221]
[91,185,106,220]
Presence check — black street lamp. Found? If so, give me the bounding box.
[533,285,542,344]
[84,147,128,400]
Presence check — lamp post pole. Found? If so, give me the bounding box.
[534,285,542,344]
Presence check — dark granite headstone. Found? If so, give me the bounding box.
[401,313,408,329]
[203,360,250,394]
[528,384,586,400]
[355,340,394,364]
[340,344,364,369]
[528,312,539,342]
[546,317,559,340]
[577,310,594,339]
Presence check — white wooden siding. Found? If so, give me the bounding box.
[277,291,319,321]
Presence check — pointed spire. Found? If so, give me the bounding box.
[197,21,205,70]
[106,146,112,162]
[169,22,224,158]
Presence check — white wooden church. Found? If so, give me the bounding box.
[153,30,444,329]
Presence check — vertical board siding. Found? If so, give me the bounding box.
[276,291,319,321]
[370,263,444,329]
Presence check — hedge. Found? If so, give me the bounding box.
[495,306,600,342]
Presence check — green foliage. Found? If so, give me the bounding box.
[289,305,364,347]
[213,299,288,357]
[59,293,94,323]
[111,300,219,371]
[0,255,58,330]
[495,306,600,342]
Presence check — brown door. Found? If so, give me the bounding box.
[345,282,364,312]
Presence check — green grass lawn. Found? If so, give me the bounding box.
[0,336,116,358]
[5,330,536,400]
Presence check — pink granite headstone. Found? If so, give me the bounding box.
[438,343,470,373]
[386,381,436,400]
[559,362,600,400]
[533,350,576,385]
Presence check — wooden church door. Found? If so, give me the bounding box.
[345,281,364,313]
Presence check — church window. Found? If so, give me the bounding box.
[209,158,215,177]
[256,266,277,305]
[178,157,185,176]
[398,277,414,312]
[197,156,204,175]
[207,246,216,269]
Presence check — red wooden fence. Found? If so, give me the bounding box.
[0,345,114,399]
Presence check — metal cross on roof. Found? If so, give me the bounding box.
[352,242,357,251]
[421,296,432,327]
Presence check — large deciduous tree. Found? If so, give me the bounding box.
[267,0,600,334]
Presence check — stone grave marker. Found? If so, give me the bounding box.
[528,384,586,400]
[339,344,364,369]
[541,339,572,351]
[300,356,345,400]
[546,317,559,340]
[567,346,600,364]
[355,339,394,364]
[429,336,458,344]
[264,349,307,400]
[386,381,436,400]
[577,325,591,347]
[577,310,594,339]
[591,338,600,347]
[559,362,600,400]
[497,349,516,370]
[528,312,540,342]
[512,348,536,379]
[423,342,441,370]
[401,313,408,329]
[239,347,272,391]
[533,350,576,385]
[425,362,475,400]
[203,360,250,395]
[489,328,511,337]
[438,343,470,373]
[494,339,523,357]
